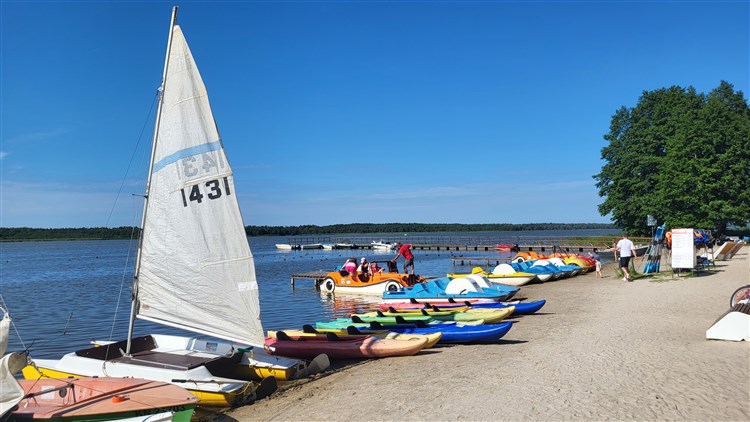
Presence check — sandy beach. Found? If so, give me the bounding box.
[224,249,750,421]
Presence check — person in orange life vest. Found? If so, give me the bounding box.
[391,242,414,274]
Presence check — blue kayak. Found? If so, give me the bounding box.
[313,321,513,344]
[418,299,546,315]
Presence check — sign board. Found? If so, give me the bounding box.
[671,228,696,269]
[647,215,656,226]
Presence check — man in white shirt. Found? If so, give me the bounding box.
[616,233,637,282]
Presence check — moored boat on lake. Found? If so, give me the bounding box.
[320,269,425,295]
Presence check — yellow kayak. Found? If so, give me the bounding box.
[267,329,442,349]
[362,307,514,324]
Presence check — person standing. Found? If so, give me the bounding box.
[392,242,414,274]
[616,233,637,282]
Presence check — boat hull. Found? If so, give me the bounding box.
[12,377,198,422]
[315,321,514,344]
[267,330,442,349]
[265,336,427,359]
[320,271,423,296]
[22,334,266,408]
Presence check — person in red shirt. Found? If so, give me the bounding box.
[392,242,414,274]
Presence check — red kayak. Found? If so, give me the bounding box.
[264,332,427,359]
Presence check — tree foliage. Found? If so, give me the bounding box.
[1,223,615,241]
[594,81,750,235]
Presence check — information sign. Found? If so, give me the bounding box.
[671,228,696,269]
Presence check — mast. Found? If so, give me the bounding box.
[125,5,178,355]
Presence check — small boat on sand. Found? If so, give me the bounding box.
[265,331,428,359]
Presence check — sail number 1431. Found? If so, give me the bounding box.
[180,177,231,207]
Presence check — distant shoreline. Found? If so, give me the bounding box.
[1,223,615,242]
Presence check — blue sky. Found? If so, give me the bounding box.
[1,1,748,228]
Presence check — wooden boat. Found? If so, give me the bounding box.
[22,7,302,408]
[447,267,537,286]
[320,270,425,295]
[265,332,428,359]
[11,376,199,422]
[267,329,442,349]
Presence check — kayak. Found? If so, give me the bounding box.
[313,321,514,344]
[267,329,442,349]
[265,331,428,359]
[379,299,546,315]
[364,307,514,324]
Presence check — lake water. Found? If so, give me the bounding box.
[0,230,617,359]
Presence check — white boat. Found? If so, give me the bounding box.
[275,243,299,250]
[301,243,323,250]
[334,243,354,249]
[23,7,323,408]
[322,244,334,250]
[1,309,199,422]
[371,241,396,250]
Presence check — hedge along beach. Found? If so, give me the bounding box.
[224,249,749,421]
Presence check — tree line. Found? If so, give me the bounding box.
[1,223,615,241]
[594,81,750,236]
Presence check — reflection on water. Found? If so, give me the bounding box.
[0,230,616,358]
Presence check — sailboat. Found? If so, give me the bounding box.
[22,7,324,408]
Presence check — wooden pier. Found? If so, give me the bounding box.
[290,271,328,288]
[450,257,508,268]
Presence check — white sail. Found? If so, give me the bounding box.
[0,311,26,418]
[136,25,264,347]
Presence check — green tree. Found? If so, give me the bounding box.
[594,81,750,235]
